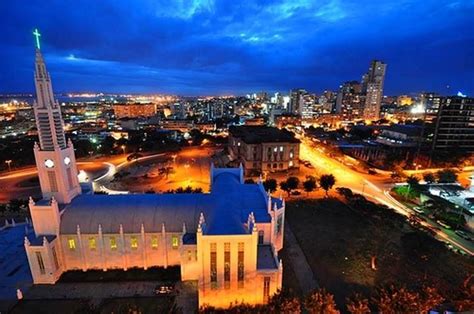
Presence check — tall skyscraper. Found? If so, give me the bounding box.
[289,88,306,116]
[32,30,81,204]
[335,81,363,121]
[361,60,386,120]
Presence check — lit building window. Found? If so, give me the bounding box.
[238,242,245,287]
[263,277,271,302]
[289,152,294,158]
[36,252,45,275]
[210,243,217,288]
[131,236,138,249]
[68,238,76,250]
[110,237,117,250]
[280,146,284,152]
[258,230,264,244]
[151,236,158,249]
[289,161,294,167]
[273,147,277,152]
[52,247,59,270]
[172,236,179,249]
[224,243,231,289]
[89,237,96,250]
[48,171,58,192]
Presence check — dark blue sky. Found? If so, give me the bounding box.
[1,0,473,96]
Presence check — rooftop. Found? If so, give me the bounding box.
[257,245,278,270]
[60,167,278,236]
[381,124,423,137]
[229,126,300,144]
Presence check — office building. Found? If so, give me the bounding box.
[432,96,474,152]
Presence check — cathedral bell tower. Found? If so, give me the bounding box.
[32,29,81,204]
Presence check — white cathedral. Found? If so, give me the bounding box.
[24,31,285,307]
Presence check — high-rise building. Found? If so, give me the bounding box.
[432,96,474,152]
[361,60,386,120]
[319,90,336,113]
[335,81,364,121]
[420,92,442,116]
[301,93,316,119]
[289,88,306,115]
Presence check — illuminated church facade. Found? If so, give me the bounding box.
[24,31,285,307]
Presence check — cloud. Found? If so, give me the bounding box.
[0,0,472,95]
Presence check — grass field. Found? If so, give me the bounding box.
[284,198,473,308]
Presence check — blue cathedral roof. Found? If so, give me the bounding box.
[60,168,275,235]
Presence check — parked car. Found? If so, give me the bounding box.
[455,230,473,241]
[436,220,452,229]
[155,284,174,295]
[412,206,424,214]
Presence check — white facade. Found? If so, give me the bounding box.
[24,36,284,308]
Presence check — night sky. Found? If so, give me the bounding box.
[1,0,473,96]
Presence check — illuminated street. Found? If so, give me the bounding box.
[0,146,219,200]
[299,137,474,256]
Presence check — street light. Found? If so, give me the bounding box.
[5,160,12,172]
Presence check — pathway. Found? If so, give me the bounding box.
[284,222,319,294]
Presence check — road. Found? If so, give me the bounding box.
[298,137,474,256]
[102,146,215,193]
[0,146,218,200]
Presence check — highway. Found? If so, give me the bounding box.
[298,137,474,256]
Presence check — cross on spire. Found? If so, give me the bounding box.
[33,28,41,50]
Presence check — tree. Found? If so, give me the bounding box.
[346,294,370,314]
[280,181,292,196]
[280,177,300,196]
[263,178,278,193]
[287,176,300,190]
[280,297,302,314]
[423,172,436,184]
[304,288,339,314]
[244,178,255,184]
[303,176,317,196]
[319,174,336,197]
[419,286,444,313]
[406,175,419,187]
[436,168,458,183]
[372,285,443,314]
[268,290,301,314]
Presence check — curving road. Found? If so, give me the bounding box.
[299,137,474,256]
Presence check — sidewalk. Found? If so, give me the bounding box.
[284,222,319,294]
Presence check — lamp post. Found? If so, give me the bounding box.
[5,160,12,172]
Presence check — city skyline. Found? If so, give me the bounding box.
[1,0,473,96]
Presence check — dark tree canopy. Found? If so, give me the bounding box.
[319,174,336,196]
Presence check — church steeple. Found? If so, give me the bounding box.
[33,29,66,151]
[31,29,81,204]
